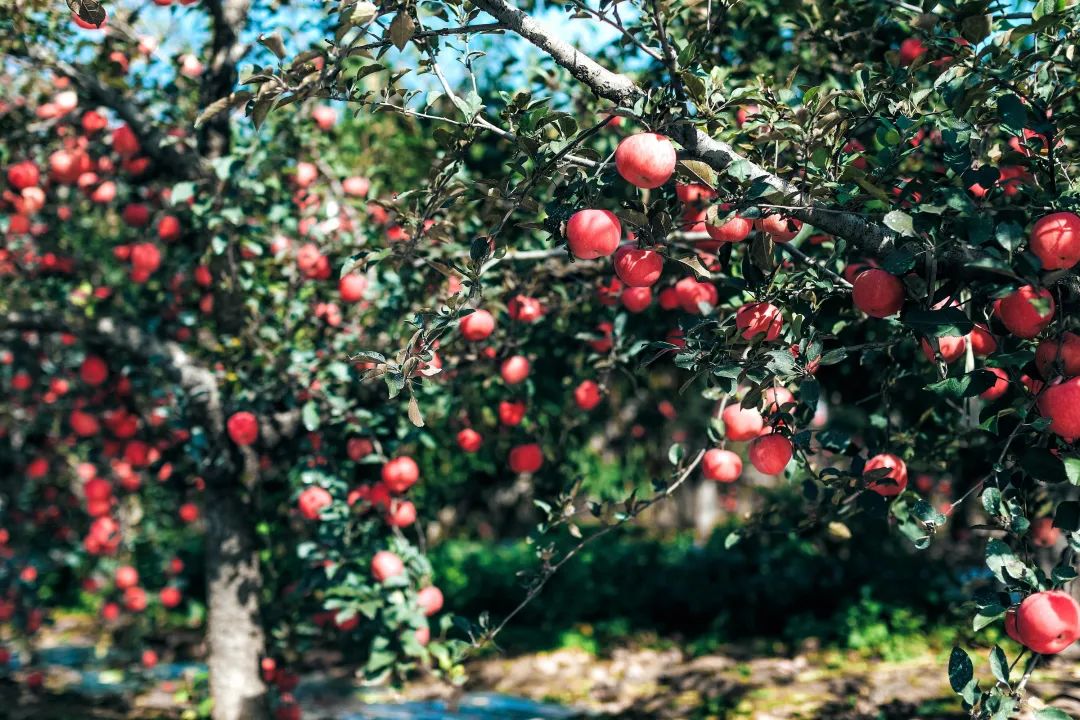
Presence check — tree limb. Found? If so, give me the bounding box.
[468,0,899,257]
[0,312,224,435]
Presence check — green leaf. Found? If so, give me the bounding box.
[948,646,974,694]
[301,401,320,431]
[881,246,916,274]
[883,210,915,236]
[1054,501,1080,532]
[1035,709,1073,720]
[1065,458,1080,485]
[903,307,973,337]
[989,645,1009,685]
[1021,448,1068,484]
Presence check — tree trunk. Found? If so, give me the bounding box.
[205,470,268,720]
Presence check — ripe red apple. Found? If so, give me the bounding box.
[1031,517,1062,548]
[852,269,905,318]
[1039,377,1080,439]
[863,453,908,497]
[509,443,543,473]
[124,586,148,612]
[339,274,368,303]
[456,428,482,453]
[343,176,370,197]
[748,434,792,475]
[115,565,139,590]
[621,286,652,313]
[970,323,997,356]
[675,183,716,204]
[574,380,602,410]
[417,585,444,616]
[500,355,530,385]
[160,586,182,608]
[1014,590,1080,654]
[898,37,926,66]
[735,302,783,341]
[994,286,1055,339]
[311,105,337,130]
[702,448,742,483]
[705,213,752,244]
[614,133,676,189]
[754,214,801,242]
[1030,212,1080,270]
[498,400,526,426]
[1036,332,1080,378]
[674,276,718,314]
[381,456,419,493]
[130,243,162,275]
[508,295,544,323]
[566,209,621,259]
[294,161,318,188]
[721,404,764,441]
[460,309,495,341]
[7,160,40,190]
[227,411,259,446]
[371,550,404,582]
[80,356,109,386]
[298,486,332,520]
[920,335,967,364]
[347,437,374,461]
[386,499,416,527]
[979,368,1009,401]
[121,203,150,228]
[613,246,663,287]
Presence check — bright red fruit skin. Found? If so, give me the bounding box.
[227,411,259,446]
[1030,212,1080,270]
[994,286,1055,339]
[748,434,792,475]
[702,449,742,483]
[371,551,404,582]
[735,302,783,341]
[852,269,905,318]
[574,380,602,410]
[1014,590,1080,654]
[566,209,621,260]
[614,133,676,189]
[298,486,332,520]
[1036,332,1080,378]
[1039,377,1080,440]
[920,335,967,364]
[509,443,543,473]
[456,428,482,453]
[381,457,419,493]
[613,246,663,287]
[722,404,764,441]
[460,309,495,341]
[979,368,1009,401]
[863,453,908,497]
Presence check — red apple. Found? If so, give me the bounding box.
[1030,212,1080,270]
[979,367,1009,401]
[500,355,530,385]
[509,443,543,473]
[614,133,676,189]
[1038,377,1080,439]
[613,246,663,287]
[339,274,368,303]
[735,302,783,341]
[1014,590,1080,654]
[898,37,926,66]
[381,457,419,493]
[674,276,717,314]
[1036,332,1080,378]
[460,309,495,341]
[721,404,764,441]
[298,486,332,520]
[994,286,1055,339]
[852,269,905,318]
[566,209,621,260]
[417,585,444,616]
[227,411,259,446]
[864,453,908,497]
[621,286,652,313]
[456,428,482,453]
[573,380,602,410]
[920,335,967,363]
[371,550,404,582]
[702,448,742,483]
[748,434,792,475]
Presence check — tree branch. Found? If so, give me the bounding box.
[468,0,899,257]
[25,50,202,179]
[0,312,224,435]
